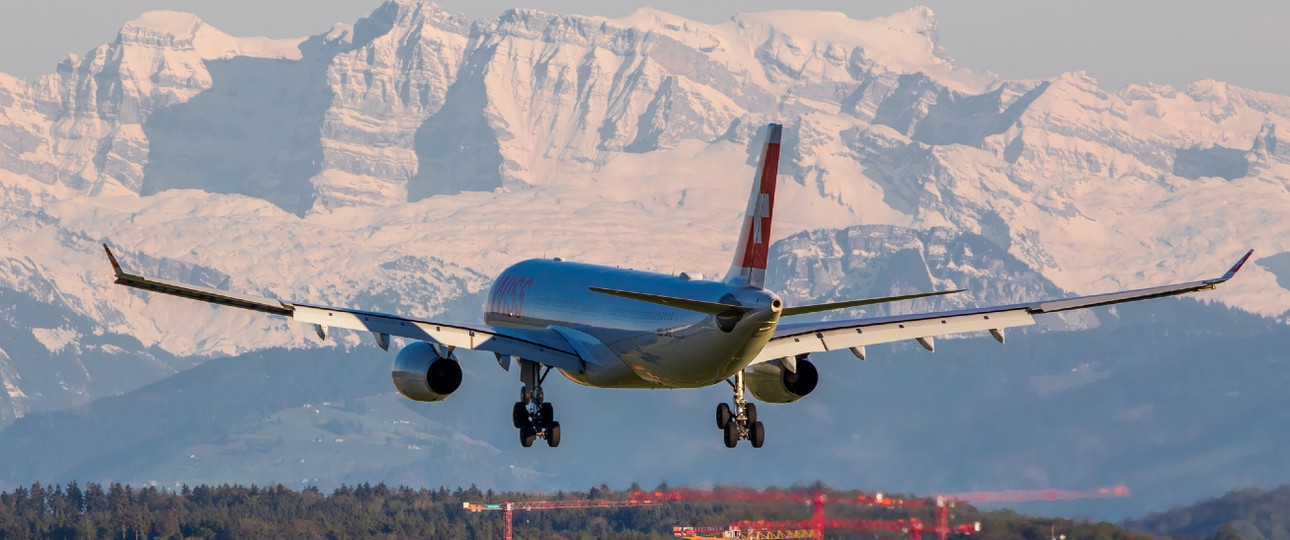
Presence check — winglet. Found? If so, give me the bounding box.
[1217,249,1255,282]
[103,244,125,279]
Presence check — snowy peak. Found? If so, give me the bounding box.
[874,5,938,34]
[730,6,987,94]
[118,10,304,60]
[353,0,468,46]
[118,11,205,47]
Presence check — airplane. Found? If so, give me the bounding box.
[102,123,1254,449]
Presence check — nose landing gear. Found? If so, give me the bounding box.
[716,370,764,448]
[514,360,560,448]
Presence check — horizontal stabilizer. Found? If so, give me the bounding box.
[588,286,749,316]
[781,288,965,317]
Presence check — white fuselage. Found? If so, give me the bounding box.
[483,259,781,388]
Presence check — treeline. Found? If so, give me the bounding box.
[0,482,1159,539]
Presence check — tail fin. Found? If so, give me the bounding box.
[724,123,782,288]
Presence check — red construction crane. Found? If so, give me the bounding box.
[463,497,665,540]
[633,487,926,510]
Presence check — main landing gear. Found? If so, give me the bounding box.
[513,360,560,448]
[716,370,764,448]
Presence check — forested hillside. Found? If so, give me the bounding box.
[1129,485,1290,540]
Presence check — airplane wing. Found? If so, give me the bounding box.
[754,250,1254,364]
[103,245,585,372]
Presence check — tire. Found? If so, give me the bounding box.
[520,425,537,448]
[723,421,739,448]
[520,387,532,404]
[716,403,732,429]
[744,403,758,425]
[750,421,765,448]
[540,402,554,425]
[512,402,526,429]
[546,422,561,448]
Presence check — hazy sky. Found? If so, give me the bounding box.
[2,0,1288,95]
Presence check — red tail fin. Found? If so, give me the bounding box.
[724,123,782,288]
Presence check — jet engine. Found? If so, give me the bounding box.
[743,355,818,403]
[391,342,463,402]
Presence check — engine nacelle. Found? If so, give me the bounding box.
[743,356,819,404]
[391,342,463,402]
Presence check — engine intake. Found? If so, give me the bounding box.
[743,356,819,403]
[391,342,463,402]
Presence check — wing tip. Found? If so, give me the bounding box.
[1220,249,1255,281]
[103,243,125,278]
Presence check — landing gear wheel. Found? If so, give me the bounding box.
[540,402,554,424]
[718,371,768,448]
[750,421,765,448]
[723,421,739,448]
[512,402,526,429]
[516,361,561,448]
[546,422,561,448]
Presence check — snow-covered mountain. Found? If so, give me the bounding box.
[1,1,1289,514]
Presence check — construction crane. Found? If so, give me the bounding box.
[638,487,923,508]
[463,497,664,540]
